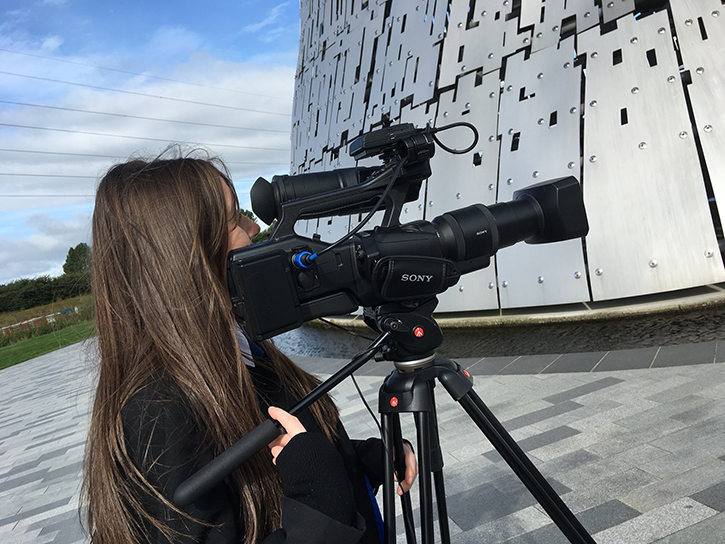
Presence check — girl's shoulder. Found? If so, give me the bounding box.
[121,373,204,469]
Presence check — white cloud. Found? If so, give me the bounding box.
[242,2,292,34]
[0,42,296,283]
[40,35,64,52]
[148,25,204,58]
[0,211,91,284]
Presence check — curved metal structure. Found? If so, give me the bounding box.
[292,0,725,312]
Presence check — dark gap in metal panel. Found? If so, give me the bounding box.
[613,48,623,65]
[495,11,501,20]
[560,14,577,41]
[646,48,658,67]
[401,14,407,33]
[383,0,392,18]
[667,3,725,256]
[467,0,478,29]
[474,68,484,86]
[473,151,482,166]
[519,86,527,101]
[505,0,522,21]
[511,132,521,151]
[620,107,629,125]
[540,6,546,24]
[458,45,465,63]
[413,57,419,83]
[549,111,558,127]
[697,17,708,40]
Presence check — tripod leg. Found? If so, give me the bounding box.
[426,388,451,544]
[414,411,435,544]
[381,413,397,544]
[457,390,595,544]
[391,415,417,544]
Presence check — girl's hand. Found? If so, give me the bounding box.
[267,406,306,465]
[396,442,418,496]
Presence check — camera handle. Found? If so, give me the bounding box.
[174,332,391,507]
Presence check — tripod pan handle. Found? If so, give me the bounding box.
[174,419,282,507]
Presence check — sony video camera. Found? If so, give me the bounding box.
[227,123,588,342]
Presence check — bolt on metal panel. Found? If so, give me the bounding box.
[581,11,725,300]
[670,0,725,232]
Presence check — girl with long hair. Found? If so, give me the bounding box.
[82,153,416,544]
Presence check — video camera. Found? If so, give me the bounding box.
[227,122,588,343]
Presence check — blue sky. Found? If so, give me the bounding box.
[0,0,299,283]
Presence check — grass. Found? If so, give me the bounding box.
[0,320,95,370]
[0,294,93,328]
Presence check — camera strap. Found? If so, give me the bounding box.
[372,256,460,301]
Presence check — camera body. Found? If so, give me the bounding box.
[227,123,589,342]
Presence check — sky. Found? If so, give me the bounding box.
[0,0,300,284]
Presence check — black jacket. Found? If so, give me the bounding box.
[121,364,385,544]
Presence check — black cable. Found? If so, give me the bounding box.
[0,123,288,151]
[0,48,293,101]
[310,158,408,261]
[0,100,290,133]
[429,121,479,154]
[0,70,292,117]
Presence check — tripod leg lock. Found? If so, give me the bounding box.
[435,359,474,401]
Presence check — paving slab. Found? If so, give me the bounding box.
[3,341,725,543]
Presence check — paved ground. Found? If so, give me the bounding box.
[2,338,725,543]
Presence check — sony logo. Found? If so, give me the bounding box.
[401,274,434,283]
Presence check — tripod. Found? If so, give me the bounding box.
[174,300,594,543]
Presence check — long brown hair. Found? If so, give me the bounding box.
[83,151,339,543]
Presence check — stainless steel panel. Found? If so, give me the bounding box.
[521,0,599,53]
[670,0,725,237]
[581,11,725,300]
[602,0,636,24]
[373,0,446,121]
[497,40,581,201]
[495,40,589,308]
[429,71,501,311]
[439,0,520,87]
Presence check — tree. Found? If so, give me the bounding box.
[63,243,92,275]
[239,209,256,221]
[252,220,276,244]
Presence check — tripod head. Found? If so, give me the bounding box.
[364,298,443,371]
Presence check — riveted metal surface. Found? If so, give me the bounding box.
[428,70,501,311]
[497,40,581,201]
[670,0,725,234]
[581,11,725,301]
[292,0,725,314]
[495,40,589,308]
[521,0,599,53]
[439,0,521,88]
